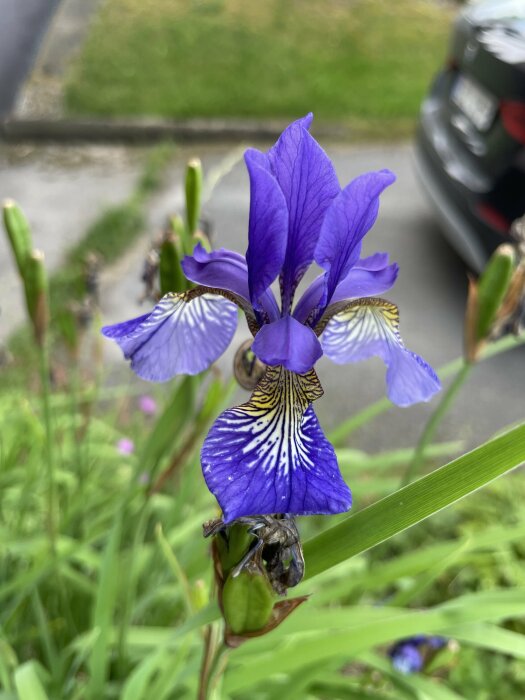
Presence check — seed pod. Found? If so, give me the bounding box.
[3,200,32,277]
[222,563,275,634]
[185,158,203,237]
[24,250,49,347]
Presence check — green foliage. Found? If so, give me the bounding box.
[65,0,452,135]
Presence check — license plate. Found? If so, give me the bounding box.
[451,75,497,131]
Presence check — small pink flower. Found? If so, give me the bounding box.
[138,395,157,416]
[117,437,135,455]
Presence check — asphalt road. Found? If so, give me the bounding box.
[0,0,60,117]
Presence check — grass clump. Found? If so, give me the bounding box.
[65,0,453,134]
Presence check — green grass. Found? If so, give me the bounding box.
[65,0,453,134]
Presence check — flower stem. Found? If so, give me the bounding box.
[401,361,473,487]
[198,629,228,700]
[38,342,57,552]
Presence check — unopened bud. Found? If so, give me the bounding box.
[234,340,266,390]
[3,200,32,277]
[222,564,275,634]
[185,158,203,237]
[159,234,187,295]
[169,213,193,256]
[476,244,515,342]
[24,250,49,346]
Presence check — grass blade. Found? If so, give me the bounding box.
[304,423,525,579]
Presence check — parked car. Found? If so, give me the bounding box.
[415,0,525,271]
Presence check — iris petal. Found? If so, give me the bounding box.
[102,292,238,381]
[267,117,340,311]
[182,244,280,322]
[319,298,441,406]
[315,170,396,309]
[245,151,288,313]
[251,315,323,374]
[201,366,351,522]
[293,253,399,324]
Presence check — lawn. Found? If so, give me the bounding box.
[65,0,454,133]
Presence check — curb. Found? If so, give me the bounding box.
[0,116,349,144]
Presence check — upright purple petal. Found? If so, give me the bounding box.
[251,315,323,374]
[201,366,351,522]
[314,170,396,308]
[102,292,238,381]
[293,253,399,325]
[320,298,441,406]
[330,257,399,304]
[267,119,340,311]
[245,150,288,312]
[182,244,279,321]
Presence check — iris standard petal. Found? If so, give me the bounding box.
[245,150,288,312]
[267,118,340,311]
[251,315,323,374]
[319,298,441,406]
[314,170,396,308]
[201,366,351,522]
[330,257,399,304]
[101,292,238,381]
[293,253,399,324]
[182,244,280,321]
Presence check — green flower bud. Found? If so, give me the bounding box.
[214,523,253,579]
[169,213,193,256]
[185,158,203,236]
[222,566,275,634]
[3,200,32,277]
[159,234,187,295]
[24,250,49,346]
[476,244,516,341]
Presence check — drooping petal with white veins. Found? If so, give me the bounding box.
[201,366,351,522]
[319,298,441,406]
[101,292,238,381]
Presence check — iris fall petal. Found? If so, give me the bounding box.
[201,366,351,522]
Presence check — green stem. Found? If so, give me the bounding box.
[38,343,56,552]
[401,361,473,487]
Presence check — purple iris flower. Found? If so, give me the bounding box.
[102,114,440,522]
[389,636,447,674]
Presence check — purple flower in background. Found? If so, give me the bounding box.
[138,394,157,416]
[389,636,447,674]
[116,437,135,455]
[102,114,440,522]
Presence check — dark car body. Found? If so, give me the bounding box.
[415,0,525,271]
